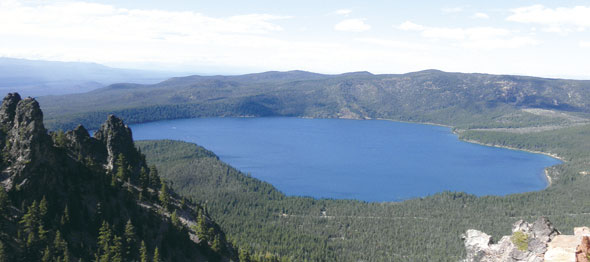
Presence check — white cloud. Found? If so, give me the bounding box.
[461,37,538,49]
[398,21,510,40]
[442,7,463,13]
[580,41,590,48]
[507,5,590,33]
[335,9,352,16]
[355,37,429,50]
[472,12,489,19]
[396,21,537,49]
[398,21,425,31]
[423,27,510,40]
[334,19,371,32]
[0,0,301,71]
[0,1,290,42]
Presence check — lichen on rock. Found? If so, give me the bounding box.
[462,217,559,262]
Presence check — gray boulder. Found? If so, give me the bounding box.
[463,217,559,262]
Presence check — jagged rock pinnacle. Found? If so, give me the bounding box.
[0,92,21,127]
[93,114,140,172]
[13,97,46,134]
[64,125,107,163]
[0,93,53,190]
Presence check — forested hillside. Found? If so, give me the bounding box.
[38,70,590,131]
[138,130,590,261]
[0,93,255,261]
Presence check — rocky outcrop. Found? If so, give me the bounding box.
[575,236,590,262]
[0,93,146,191]
[63,125,107,164]
[0,92,20,127]
[93,114,143,172]
[0,92,235,261]
[463,217,560,262]
[545,227,590,262]
[0,93,57,190]
[463,229,494,262]
[62,115,146,175]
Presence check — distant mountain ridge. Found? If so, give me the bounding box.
[37,69,590,131]
[0,57,180,96]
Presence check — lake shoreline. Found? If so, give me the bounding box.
[130,115,564,190]
[457,137,562,187]
[131,116,559,200]
[352,116,563,188]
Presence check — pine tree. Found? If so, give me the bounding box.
[171,210,181,229]
[207,228,215,242]
[153,247,161,262]
[116,154,129,181]
[53,231,67,254]
[195,212,208,243]
[127,178,133,194]
[0,188,9,216]
[211,235,221,252]
[139,167,149,190]
[0,241,7,262]
[39,196,48,219]
[109,235,123,262]
[41,246,51,262]
[53,130,67,147]
[20,200,40,249]
[239,248,251,262]
[97,221,112,261]
[124,219,137,261]
[139,241,148,262]
[26,231,35,248]
[63,246,70,262]
[20,200,39,236]
[38,224,48,242]
[110,173,118,187]
[149,165,160,189]
[60,205,70,227]
[158,182,169,210]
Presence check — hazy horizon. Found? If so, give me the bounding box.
[1,0,590,79]
[4,56,590,81]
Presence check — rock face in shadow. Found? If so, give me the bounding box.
[93,114,144,172]
[462,217,560,262]
[0,93,56,190]
[0,93,146,192]
[0,92,20,126]
[64,125,107,165]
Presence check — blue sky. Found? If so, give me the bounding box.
[1,0,590,78]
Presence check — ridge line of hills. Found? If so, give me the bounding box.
[36,69,590,134]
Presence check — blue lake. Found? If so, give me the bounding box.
[130,117,561,202]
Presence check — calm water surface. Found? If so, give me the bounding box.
[130,117,561,202]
